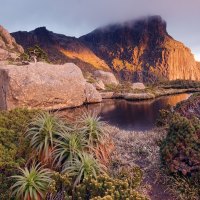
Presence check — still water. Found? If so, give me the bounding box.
[82,93,191,131]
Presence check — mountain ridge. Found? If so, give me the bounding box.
[11,15,200,82]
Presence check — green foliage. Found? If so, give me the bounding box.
[156,108,173,127]
[48,172,72,198]
[159,94,200,199]
[166,174,200,200]
[26,112,70,159]
[66,152,106,186]
[0,109,146,200]
[0,109,39,200]
[159,79,200,89]
[53,131,87,166]
[78,112,108,146]
[11,163,52,200]
[160,113,200,176]
[84,72,97,84]
[19,45,50,63]
[75,167,147,200]
[105,82,133,93]
[175,93,200,119]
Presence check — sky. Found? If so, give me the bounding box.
[1,0,200,61]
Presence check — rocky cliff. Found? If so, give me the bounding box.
[0,25,23,63]
[80,16,200,82]
[11,16,200,82]
[12,27,109,72]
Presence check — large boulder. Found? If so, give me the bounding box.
[132,83,145,90]
[0,62,86,110]
[85,83,102,103]
[94,70,118,86]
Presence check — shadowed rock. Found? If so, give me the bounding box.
[94,70,119,85]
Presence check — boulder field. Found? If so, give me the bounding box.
[0,62,102,110]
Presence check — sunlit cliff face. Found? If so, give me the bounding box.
[60,48,109,70]
[80,16,200,82]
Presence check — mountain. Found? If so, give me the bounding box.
[11,16,200,82]
[80,16,200,82]
[11,27,109,72]
[0,25,23,63]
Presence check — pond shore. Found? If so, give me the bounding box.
[100,88,200,101]
[107,125,175,200]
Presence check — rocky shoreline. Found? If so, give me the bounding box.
[99,88,200,101]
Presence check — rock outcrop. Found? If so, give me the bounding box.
[0,62,87,110]
[93,80,105,90]
[85,83,102,103]
[11,27,109,72]
[0,25,23,62]
[94,70,119,86]
[80,16,200,82]
[131,83,146,90]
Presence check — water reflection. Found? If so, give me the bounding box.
[61,93,191,131]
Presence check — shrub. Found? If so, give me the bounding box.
[19,45,50,63]
[156,108,173,127]
[166,174,200,200]
[47,172,72,199]
[105,82,133,93]
[65,152,106,186]
[11,163,52,200]
[160,113,200,176]
[26,112,70,161]
[53,131,87,167]
[175,93,200,119]
[78,112,108,146]
[75,167,147,200]
[160,79,200,89]
[0,109,39,200]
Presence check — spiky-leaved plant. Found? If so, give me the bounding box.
[53,131,87,168]
[78,112,108,146]
[26,112,70,160]
[65,152,107,186]
[11,163,52,200]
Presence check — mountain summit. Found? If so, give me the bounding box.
[12,16,200,82]
[80,15,200,82]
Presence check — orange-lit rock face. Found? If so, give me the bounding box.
[80,16,200,82]
[12,27,110,72]
[60,48,109,70]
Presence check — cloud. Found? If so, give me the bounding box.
[0,0,199,57]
